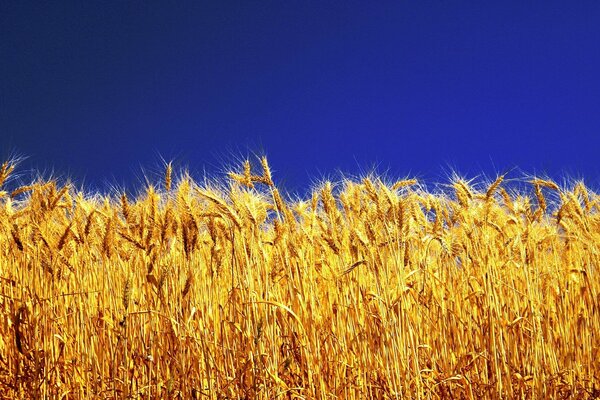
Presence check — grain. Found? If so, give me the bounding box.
[0,157,597,399]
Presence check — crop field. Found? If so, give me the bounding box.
[0,157,598,399]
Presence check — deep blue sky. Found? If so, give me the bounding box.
[2,2,600,193]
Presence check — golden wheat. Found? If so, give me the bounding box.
[0,157,598,399]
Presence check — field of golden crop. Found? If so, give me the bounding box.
[0,157,598,399]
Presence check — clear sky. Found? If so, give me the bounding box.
[2,2,600,193]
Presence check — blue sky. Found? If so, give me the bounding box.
[2,2,600,193]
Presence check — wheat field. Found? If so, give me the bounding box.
[0,157,598,399]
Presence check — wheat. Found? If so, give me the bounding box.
[165,162,173,192]
[0,157,597,399]
[486,174,504,200]
[0,160,15,188]
[392,179,418,190]
[453,179,473,207]
[530,178,560,191]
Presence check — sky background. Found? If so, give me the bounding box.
[2,2,600,194]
